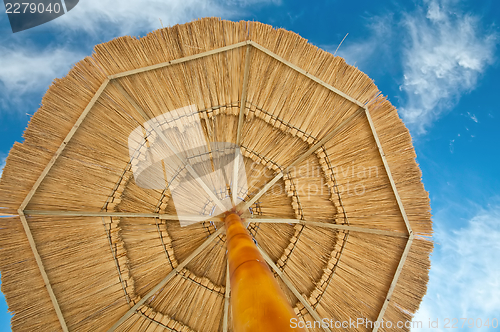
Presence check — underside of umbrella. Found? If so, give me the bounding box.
[0,18,432,332]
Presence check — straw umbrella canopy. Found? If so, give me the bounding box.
[0,18,432,332]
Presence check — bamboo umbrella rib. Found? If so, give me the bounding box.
[243,95,415,322]
[108,40,250,79]
[233,44,252,204]
[105,41,364,111]
[22,210,405,237]
[100,118,163,211]
[112,80,226,211]
[22,41,369,223]
[11,79,109,332]
[364,108,413,235]
[242,172,284,210]
[231,148,240,205]
[17,211,69,332]
[293,151,351,308]
[23,210,220,222]
[236,44,252,146]
[372,234,415,332]
[241,106,414,328]
[322,102,413,329]
[257,244,332,332]
[251,218,407,238]
[241,107,364,211]
[363,116,416,329]
[103,100,240,210]
[0,20,432,332]
[107,227,225,332]
[287,107,365,170]
[222,261,230,332]
[248,41,365,109]
[104,40,365,113]
[16,39,370,219]
[19,79,109,211]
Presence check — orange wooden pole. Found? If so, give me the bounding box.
[225,213,305,332]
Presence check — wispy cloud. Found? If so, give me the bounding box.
[0,44,83,111]
[54,0,278,37]
[330,0,498,135]
[334,13,397,72]
[467,112,478,123]
[399,0,497,134]
[0,0,279,114]
[414,204,500,330]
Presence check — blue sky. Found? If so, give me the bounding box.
[0,0,499,330]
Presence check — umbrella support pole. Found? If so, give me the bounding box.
[224,212,305,332]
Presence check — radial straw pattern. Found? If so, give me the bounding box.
[0,18,432,332]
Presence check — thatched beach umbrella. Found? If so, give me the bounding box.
[0,18,432,332]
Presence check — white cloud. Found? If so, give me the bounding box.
[54,0,278,36]
[467,112,478,123]
[336,39,375,68]
[413,205,500,331]
[330,0,498,135]
[399,0,497,134]
[334,14,395,70]
[0,0,278,113]
[0,44,83,110]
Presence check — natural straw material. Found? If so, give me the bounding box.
[0,18,432,332]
